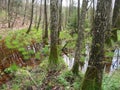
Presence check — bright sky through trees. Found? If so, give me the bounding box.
[62,0,115,8]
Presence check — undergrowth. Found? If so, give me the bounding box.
[102,70,120,90]
[5,28,43,60]
[57,70,83,90]
[0,58,67,90]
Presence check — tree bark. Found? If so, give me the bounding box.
[49,0,58,66]
[8,0,11,28]
[42,0,48,45]
[112,0,120,28]
[36,0,42,30]
[26,0,34,34]
[34,1,38,28]
[69,0,73,17]
[0,0,2,11]
[72,0,88,75]
[58,0,63,40]
[110,0,120,43]
[81,0,112,90]
[22,0,28,26]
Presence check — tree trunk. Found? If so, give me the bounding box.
[26,0,34,34]
[22,0,28,26]
[109,0,120,43]
[36,0,42,30]
[0,0,2,11]
[11,11,18,28]
[105,0,112,46]
[112,0,120,28]
[81,0,112,90]
[42,0,48,45]
[8,0,11,28]
[11,3,21,28]
[72,0,88,75]
[58,0,63,41]
[49,0,58,66]
[34,1,38,28]
[69,0,72,17]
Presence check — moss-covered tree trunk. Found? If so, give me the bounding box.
[72,0,88,75]
[49,0,58,66]
[81,0,112,90]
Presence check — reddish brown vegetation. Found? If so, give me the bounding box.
[0,39,41,85]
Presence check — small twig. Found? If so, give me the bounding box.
[61,41,69,56]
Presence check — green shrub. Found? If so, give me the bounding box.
[5,28,42,60]
[4,63,19,74]
[102,71,120,90]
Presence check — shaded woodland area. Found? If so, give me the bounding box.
[0,0,120,90]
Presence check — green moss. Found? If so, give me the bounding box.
[49,45,59,68]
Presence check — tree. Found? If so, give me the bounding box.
[105,0,120,46]
[11,0,22,28]
[81,0,112,90]
[7,0,11,28]
[110,0,120,43]
[58,0,63,39]
[42,0,48,45]
[63,0,69,29]
[69,0,74,17]
[22,0,28,26]
[112,0,120,28]
[49,0,58,66]
[72,0,88,75]
[36,0,42,30]
[0,0,7,11]
[7,0,23,28]
[26,0,34,34]
[34,1,38,28]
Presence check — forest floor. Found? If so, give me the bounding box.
[0,17,120,89]
[0,19,82,89]
[0,59,83,90]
